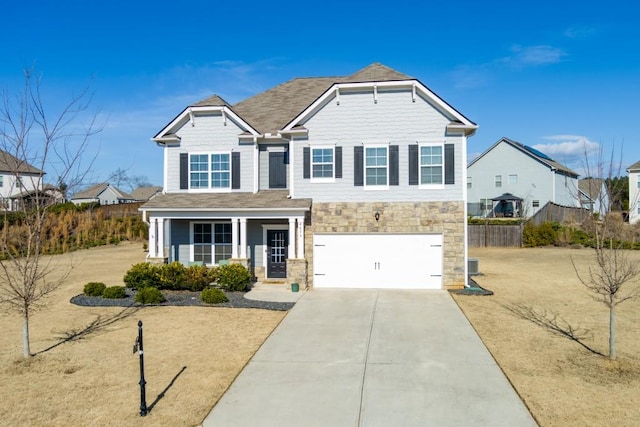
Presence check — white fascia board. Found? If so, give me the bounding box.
[145,207,310,220]
[282,80,477,132]
[152,106,260,142]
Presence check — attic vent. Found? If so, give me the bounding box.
[468,258,480,276]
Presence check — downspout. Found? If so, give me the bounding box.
[551,167,557,203]
[461,135,469,288]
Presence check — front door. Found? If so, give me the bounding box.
[266,230,288,278]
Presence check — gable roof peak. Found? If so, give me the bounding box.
[191,94,231,108]
[345,62,413,82]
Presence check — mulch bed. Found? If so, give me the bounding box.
[70,289,294,311]
[448,277,494,296]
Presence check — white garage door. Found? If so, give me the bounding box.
[313,234,443,289]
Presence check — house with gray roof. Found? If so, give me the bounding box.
[142,63,477,290]
[130,186,162,202]
[627,160,640,224]
[0,149,45,211]
[71,183,134,205]
[578,178,609,218]
[467,137,580,217]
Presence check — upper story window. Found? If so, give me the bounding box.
[0,175,3,188]
[365,146,388,187]
[495,175,502,188]
[420,144,443,187]
[190,153,230,190]
[312,147,334,180]
[508,174,518,184]
[467,176,472,189]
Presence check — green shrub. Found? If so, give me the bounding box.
[157,261,186,290]
[124,263,159,290]
[200,287,228,304]
[207,266,220,284]
[522,222,559,247]
[135,287,166,304]
[102,286,127,299]
[185,265,212,291]
[84,282,107,297]
[216,264,251,292]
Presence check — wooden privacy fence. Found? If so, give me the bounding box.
[528,202,590,226]
[468,223,523,247]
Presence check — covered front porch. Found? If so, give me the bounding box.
[140,191,311,286]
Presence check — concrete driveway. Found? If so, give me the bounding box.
[203,289,537,427]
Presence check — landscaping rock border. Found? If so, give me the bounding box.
[70,289,294,311]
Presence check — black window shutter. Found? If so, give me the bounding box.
[408,145,418,185]
[335,146,342,178]
[232,152,241,189]
[444,144,455,185]
[303,147,310,179]
[179,153,188,189]
[269,152,287,189]
[389,145,399,186]
[354,146,363,186]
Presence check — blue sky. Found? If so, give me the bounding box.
[1,0,638,190]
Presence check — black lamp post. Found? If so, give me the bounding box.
[133,320,148,416]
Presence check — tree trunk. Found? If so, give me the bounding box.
[22,311,31,358]
[609,304,616,360]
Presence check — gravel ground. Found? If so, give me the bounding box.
[70,289,294,311]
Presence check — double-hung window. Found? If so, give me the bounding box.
[192,223,232,264]
[365,145,388,187]
[311,147,334,180]
[189,153,230,190]
[495,175,502,188]
[419,144,443,187]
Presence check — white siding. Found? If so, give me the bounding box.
[164,112,254,193]
[467,141,578,217]
[293,89,464,202]
[630,171,640,224]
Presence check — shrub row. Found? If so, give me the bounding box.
[123,261,251,292]
[83,282,127,299]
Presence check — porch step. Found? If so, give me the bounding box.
[252,281,288,290]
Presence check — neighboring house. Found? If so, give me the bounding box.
[130,186,163,202]
[578,178,609,218]
[71,183,134,205]
[0,149,44,211]
[627,161,640,224]
[467,137,580,218]
[141,63,477,290]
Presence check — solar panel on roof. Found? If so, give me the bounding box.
[523,145,553,161]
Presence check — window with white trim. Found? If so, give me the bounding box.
[420,144,443,186]
[311,147,334,179]
[189,153,230,190]
[495,175,502,188]
[365,146,388,187]
[508,174,518,184]
[193,223,232,264]
[467,176,472,189]
[532,200,540,208]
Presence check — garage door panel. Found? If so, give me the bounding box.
[313,234,443,289]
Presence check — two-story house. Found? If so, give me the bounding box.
[0,149,44,211]
[467,137,580,217]
[627,161,640,224]
[141,63,477,290]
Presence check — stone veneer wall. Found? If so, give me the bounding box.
[305,201,466,289]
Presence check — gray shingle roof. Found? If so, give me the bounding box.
[191,63,414,135]
[578,178,604,201]
[141,190,311,211]
[501,137,578,177]
[72,183,131,200]
[129,186,163,201]
[0,150,43,175]
[627,160,640,171]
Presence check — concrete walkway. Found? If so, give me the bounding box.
[203,289,537,427]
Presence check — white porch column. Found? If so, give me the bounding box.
[156,218,165,258]
[296,217,305,259]
[240,217,248,258]
[232,217,239,258]
[288,217,296,259]
[148,218,158,258]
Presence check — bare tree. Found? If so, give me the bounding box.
[571,141,640,360]
[106,167,152,192]
[0,69,101,358]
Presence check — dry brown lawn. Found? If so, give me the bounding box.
[0,242,286,426]
[454,246,640,427]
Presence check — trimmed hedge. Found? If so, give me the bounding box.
[135,287,165,304]
[103,286,127,299]
[216,264,251,292]
[84,282,107,297]
[200,287,228,304]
